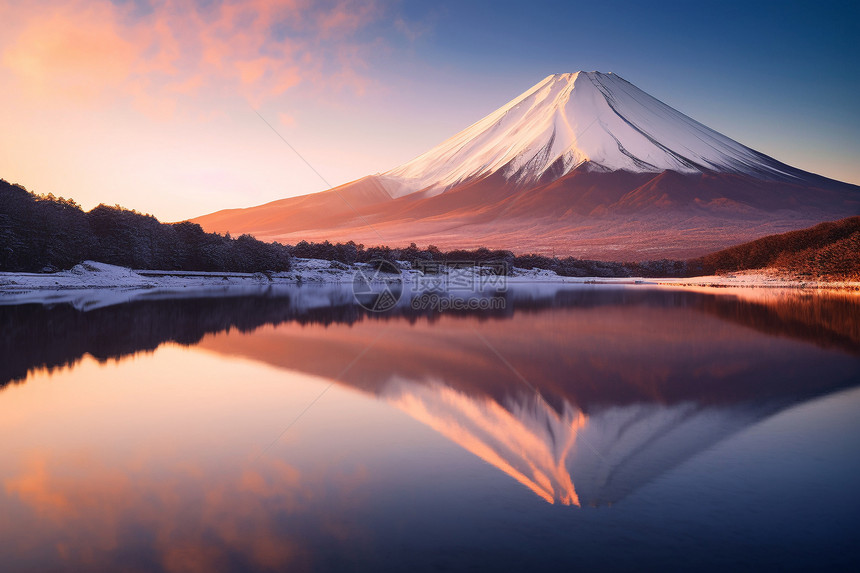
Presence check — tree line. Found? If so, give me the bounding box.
[288,239,693,277]
[0,180,291,272]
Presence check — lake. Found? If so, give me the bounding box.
[1,284,859,571]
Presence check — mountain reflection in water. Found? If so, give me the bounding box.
[3,285,858,507]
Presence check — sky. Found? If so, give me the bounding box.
[0,0,858,222]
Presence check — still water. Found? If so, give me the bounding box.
[1,285,859,571]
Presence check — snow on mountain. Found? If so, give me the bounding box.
[380,71,799,198]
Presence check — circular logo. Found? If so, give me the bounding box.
[352,260,403,312]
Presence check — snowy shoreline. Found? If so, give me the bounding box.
[1,259,858,310]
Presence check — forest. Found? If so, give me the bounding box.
[0,180,291,272]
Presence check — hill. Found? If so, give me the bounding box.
[693,216,860,280]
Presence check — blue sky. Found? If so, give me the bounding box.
[381,0,860,180]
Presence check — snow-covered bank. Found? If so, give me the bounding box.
[1,259,858,310]
[651,269,860,291]
[0,258,604,293]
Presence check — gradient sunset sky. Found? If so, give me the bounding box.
[1,0,858,222]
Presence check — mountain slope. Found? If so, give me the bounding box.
[193,72,860,258]
[194,175,392,240]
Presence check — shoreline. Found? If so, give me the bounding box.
[1,260,858,309]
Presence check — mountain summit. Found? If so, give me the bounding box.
[193,73,859,258]
[381,72,804,198]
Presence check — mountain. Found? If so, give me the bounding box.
[380,72,819,195]
[193,72,860,259]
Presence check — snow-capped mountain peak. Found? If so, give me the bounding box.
[380,71,798,198]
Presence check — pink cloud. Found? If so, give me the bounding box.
[278,112,296,127]
[0,0,385,115]
[316,0,381,38]
[2,2,140,101]
[3,448,366,571]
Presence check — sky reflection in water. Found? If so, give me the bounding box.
[1,285,859,571]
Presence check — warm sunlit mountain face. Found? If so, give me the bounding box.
[192,71,860,258]
[383,378,586,506]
